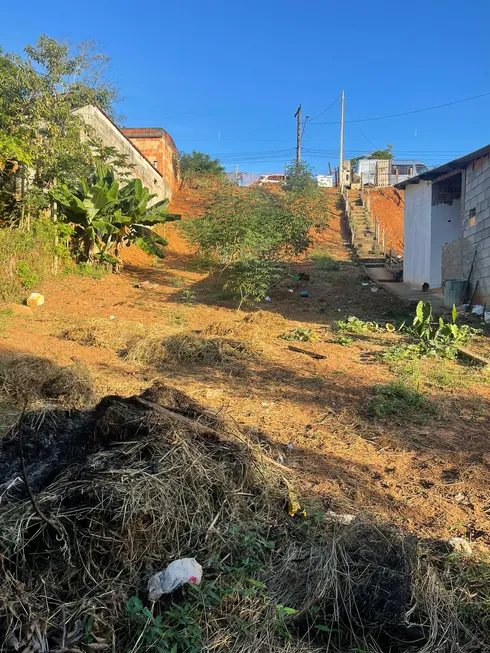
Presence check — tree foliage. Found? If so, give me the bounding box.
[51,165,180,265]
[0,35,120,223]
[352,144,393,168]
[183,183,314,305]
[177,150,225,189]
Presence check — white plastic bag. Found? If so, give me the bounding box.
[148,558,203,601]
[472,304,484,316]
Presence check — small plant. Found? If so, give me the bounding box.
[280,327,317,342]
[310,249,340,272]
[335,316,380,334]
[169,274,187,288]
[16,261,40,289]
[179,288,197,304]
[224,259,284,308]
[366,381,433,420]
[333,334,352,346]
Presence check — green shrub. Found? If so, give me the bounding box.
[15,261,40,289]
[366,381,433,420]
[64,262,109,280]
[333,335,353,346]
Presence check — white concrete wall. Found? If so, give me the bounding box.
[74,105,173,202]
[430,199,461,288]
[403,181,432,287]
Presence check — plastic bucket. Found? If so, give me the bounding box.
[442,278,466,309]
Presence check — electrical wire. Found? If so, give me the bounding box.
[309,91,490,125]
[308,96,341,123]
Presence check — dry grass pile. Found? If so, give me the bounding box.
[0,382,487,652]
[203,310,287,340]
[62,318,154,350]
[0,352,94,408]
[125,332,259,370]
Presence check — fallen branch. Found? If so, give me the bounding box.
[131,396,218,435]
[287,345,326,360]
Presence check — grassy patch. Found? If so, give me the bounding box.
[64,262,109,280]
[309,248,341,271]
[333,334,353,346]
[0,219,58,300]
[366,381,434,421]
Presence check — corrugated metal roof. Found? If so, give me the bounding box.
[395,143,490,189]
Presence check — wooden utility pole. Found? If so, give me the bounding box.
[339,90,345,191]
[294,104,302,164]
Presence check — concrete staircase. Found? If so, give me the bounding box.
[347,191,381,261]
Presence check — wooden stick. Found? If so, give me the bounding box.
[131,396,218,435]
[287,345,326,360]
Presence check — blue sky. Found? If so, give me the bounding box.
[2,0,490,174]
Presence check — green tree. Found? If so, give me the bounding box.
[0,35,120,225]
[178,150,225,189]
[282,161,317,195]
[368,144,393,160]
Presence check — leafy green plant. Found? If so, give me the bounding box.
[366,381,433,420]
[179,288,197,304]
[15,261,40,289]
[333,334,353,346]
[51,165,180,265]
[335,316,380,334]
[406,301,481,357]
[64,262,109,280]
[177,150,225,189]
[280,327,317,342]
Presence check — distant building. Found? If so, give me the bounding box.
[316,175,333,188]
[257,173,285,185]
[74,105,178,202]
[396,143,490,303]
[122,128,179,194]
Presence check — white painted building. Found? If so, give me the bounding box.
[396,144,490,303]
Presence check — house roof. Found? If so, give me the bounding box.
[395,143,490,189]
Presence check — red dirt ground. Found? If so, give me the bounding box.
[369,187,404,254]
[1,188,489,549]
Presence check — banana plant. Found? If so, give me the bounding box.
[50,165,180,264]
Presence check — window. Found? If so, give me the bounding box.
[415,165,428,175]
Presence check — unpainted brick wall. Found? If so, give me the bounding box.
[462,156,490,303]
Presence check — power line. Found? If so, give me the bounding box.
[308,95,341,123]
[309,91,490,125]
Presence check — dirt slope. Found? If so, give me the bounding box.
[0,187,489,550]
[369,187,404,254]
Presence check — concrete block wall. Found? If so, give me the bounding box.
[74,106,174,203]
[462,156,490,303]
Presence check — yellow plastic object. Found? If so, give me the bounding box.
[27,293,44,308]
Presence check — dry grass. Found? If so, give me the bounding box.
[62,318,154,350]
[0,352,94,408]
[203,310,287,340]
[125,332,259,369]
[0,382,487,652]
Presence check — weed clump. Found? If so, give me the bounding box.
[366,381,434,421]
[280,327,317,342]
[335,316,380,334]
[309,249,340,272]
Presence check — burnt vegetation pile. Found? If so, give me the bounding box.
[0,383,487,652]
